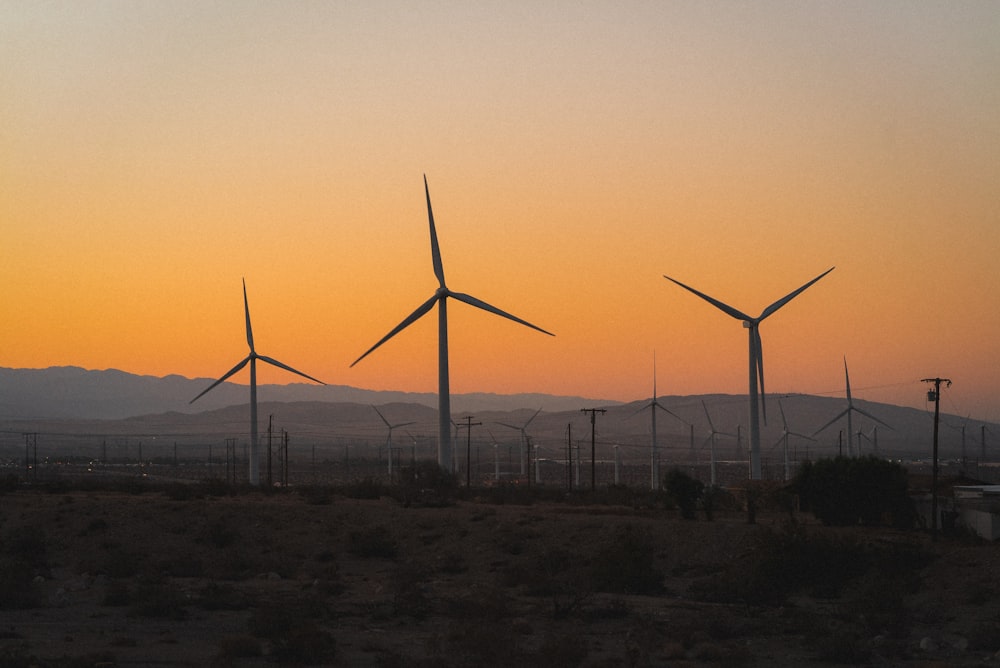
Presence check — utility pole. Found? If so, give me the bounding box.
[225,438,237,485]
[581,408,606,491]
[266,415,274,488]
[460,416,481,486]
[282,430,289,487]
[923,377,951,537]
[566,423,572,490]
[23,433,38,481]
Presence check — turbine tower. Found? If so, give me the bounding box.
[191,279,324,486]
[634,352,687,490]
[664,267,834,479]
[372,406,415,477]
[351,176,553,472]
[496,407,543,476]
[813,357,892,456]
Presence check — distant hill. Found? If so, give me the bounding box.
[0,366,620,420]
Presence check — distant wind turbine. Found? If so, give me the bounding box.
[773,399,815,481]
[190,279,324,486]
[497,407,543,476]
[702,400,735,487]
[351,177,553,472]
[664,267,834,479]
[372,406,415,477]
[813,357,892,456]
[634,352,687,490]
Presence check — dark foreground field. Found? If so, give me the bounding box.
[1,477,999,667]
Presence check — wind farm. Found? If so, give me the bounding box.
[3,3,1000,664]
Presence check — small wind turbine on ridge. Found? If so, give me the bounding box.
[351,176,554,472]
[702,400,735,487]
[190,279,324,486]
[813,357,892,456]
[496,407,543,477]
[773,398,815,481]
[633,352,687,490]
[372,405,415,477]
[664,266,834,479]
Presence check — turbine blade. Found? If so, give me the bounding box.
[843,356,853,404]
[524,407,543,428]
[372,405,391,427]
[853,406,893,430]
[663,275,752,322]
[754,328,767,424]
[190,356,251,404]
[393,421,417,429]
[449,291,554,336]
[758,267,835,321]
[702,400,716,432]
[257,355,325,385]
[242,279,255,352]
[495,422,520,431]
[778,399,789,431]
[654,402,687,425]
[812,408,850,436]
[350,293,440,367]
[789,431,817,442]
[424,175,446,289]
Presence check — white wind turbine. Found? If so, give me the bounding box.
[702,400,735,487]
[634,352,687,490]
[351,176,553,473]
[190,279,324,486]
[372,406,415,477]
[664,267,834,479]
[773,399,815,481]
[813,357,892,456]
[497,407,543,476]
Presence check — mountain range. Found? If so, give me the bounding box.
[1,366,997,465]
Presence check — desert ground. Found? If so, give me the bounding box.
[1,471,999,667]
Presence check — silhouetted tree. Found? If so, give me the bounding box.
[793,456,914,527]
[664,468,704,520]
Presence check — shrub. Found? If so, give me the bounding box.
[590,524,665,595]
[664,469,704,520]
[347,525,398,559]
[394,461,459,507]
[0,558,42,609]
[793,456,914,527]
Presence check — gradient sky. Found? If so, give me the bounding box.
[2,1,999,421]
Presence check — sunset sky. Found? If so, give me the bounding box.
[3,2,999,421]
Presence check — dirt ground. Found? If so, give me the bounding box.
[1,480,999,667]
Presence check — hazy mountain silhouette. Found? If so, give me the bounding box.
[0,366,620,420]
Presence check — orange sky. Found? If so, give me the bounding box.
[2,2,999,420]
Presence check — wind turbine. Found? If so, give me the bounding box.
[813,357,892,456]
[486,428,502,481]
[496,407,543,476]
[702,400,735,487]
[773,399,815,481]
[634,352,687,490]
[372,406,415,477]
[664,267,834,479]
[190,279,324,486]
[351,176,553,473]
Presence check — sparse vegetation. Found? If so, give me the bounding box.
[0,476,992,666]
